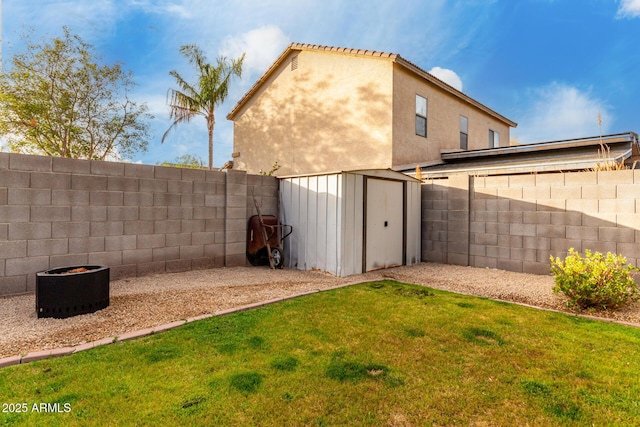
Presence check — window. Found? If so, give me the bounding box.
[415,95,427,137]
[459,115,468,150]
[489,130,500,148]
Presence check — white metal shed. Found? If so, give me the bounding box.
[279,169,421,276]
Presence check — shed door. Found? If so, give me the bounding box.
[365,178,404,271]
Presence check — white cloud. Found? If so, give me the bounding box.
[428,67,463,91]
[617,0,640,18]
[220,25,290,77]
[513,83,611,144]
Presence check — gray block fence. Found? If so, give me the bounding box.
[0,152,277,296]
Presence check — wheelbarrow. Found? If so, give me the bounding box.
[246,214,293,269]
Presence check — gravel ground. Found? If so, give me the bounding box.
[2,262,640,359]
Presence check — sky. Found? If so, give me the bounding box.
[2,0,640,167]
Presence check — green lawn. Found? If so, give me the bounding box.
[2,281,640,426]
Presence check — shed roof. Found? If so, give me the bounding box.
[226,43,517,128]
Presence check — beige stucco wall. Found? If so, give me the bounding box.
[391,64,511,168]
[231,50,394,176]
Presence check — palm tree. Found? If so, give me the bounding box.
[162,44,244,170]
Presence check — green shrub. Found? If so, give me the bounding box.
[550,248,640,310]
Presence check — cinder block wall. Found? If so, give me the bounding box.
[422,170,640,275]
[0,152,278,296]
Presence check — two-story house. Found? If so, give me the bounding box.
[227,43,517,176]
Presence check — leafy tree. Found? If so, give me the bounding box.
[162,44,244,170]
[157,154,205,169]
[0,27,151,160]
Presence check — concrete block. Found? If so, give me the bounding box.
[535,199,566,212]
[508,174,535,187]
[497,258,523,272]
[193,207,217,220]
[181,219,206,233]
[124,163,155,178]
[204,243,224,257]
[27,239,68,256]
[205,194,226,207]
[137,234,165,249]
[564,171,597,185]
[139,178,168,193]
[181,168,206,181]
[31,206,71,222]
[497,187,523,199]
[206,170,226,183]
[140,206,169,222]
[90,191,124,206]
[194,181,218,194]
[616,183,640,199]
[511,247,537,262]
[0,152,8,169]
[152,246,180,261]
[523,261,550,275]
[123,248,153,264]
[224,253,246,267]
[0,240,27,257]
[6,256,49,276]
[523,211,550,224]
[0,206,31,223]
[536,224,566,238]
[166,259,191,272]
[88,251,123,266]
[0,275,27,295]
[154,192,181,207]
[566,225,599,241]
[154,165,182,180]
[509,199,537,212]
[9,153,52,172]
[192,231,216,245]
[168,180,193,194]
[448,198,468,211]
[469,243,486,257]
[617,243,640,259]
[485,198,510,212]
[550,186,581,199]
[9,222,51,240]
[582,185,616,199]
[0,187,6,205]
[69,236,105,253]
[153,220,181,234]
[107,176,139,192]
[599,199,635,214]
[598,170,633,184]
[52,157,91,174]
[110,264,137,280]
[31,172,71,189]
[123,220,153,235]
[224,230,245,244]
[535,174,562,186]
[616,213,640,229]
[473,233,498,246]
[105,235,137,251]
[599,226,634,243]
[225,170,247,185]
[91,221,124,237]
[124,192,154,206]
[181,194,205,207]
[472,256,497,269]
[523,236,550,251]
[168,206,193,220]
[137,261,166,276]
[522,186,551,200]
[483,176,508,188]
[180,245,204,260]
[8,188,51,205]
[498,235,522,248]
[71,174,107,190]
[566,199,598,213]
[107,206,139,221]
[0,224,7,240]
[509,223,536,237]
[582,212,616,227]
[166,233,192,247]
[71,206,107,222]
[582,240,617,254]
[50,254,89,269]
[52,189,90,206]
[91,160,125,176]
[550,211,582,226]
[486,245,510,259]
[550,238,583,253]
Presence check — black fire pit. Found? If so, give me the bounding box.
[36,265,110,318]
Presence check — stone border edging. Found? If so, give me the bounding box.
[2,279,638,370]
[0,282,362,370]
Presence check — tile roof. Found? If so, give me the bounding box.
[226,43,516,127]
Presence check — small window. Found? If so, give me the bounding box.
[415,95,427,138]
[459,115,468,150]
[489,130,500,148]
